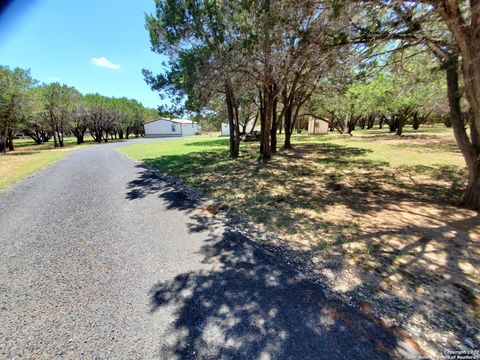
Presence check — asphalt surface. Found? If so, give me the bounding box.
[1,139,402,359]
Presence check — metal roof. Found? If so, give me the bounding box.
[144,117,194,125]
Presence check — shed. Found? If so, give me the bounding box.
[221,120,259,136]
[221,123,230,136]
[144,118,201,137]
[308,118,329,135]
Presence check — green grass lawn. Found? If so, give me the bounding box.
[12,135,96,149]
[120,124,465,184]
[294,125,464,168]
[119,124,479,355]
[0,134,216,191]
[0,149,71,190]
[119,124,468,241]
[118,122,471,260]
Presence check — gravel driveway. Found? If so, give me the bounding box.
[0,139,404,359]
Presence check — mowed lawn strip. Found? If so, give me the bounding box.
[119,125,479,354]
[0,149,71,190]
[0,136,96,191]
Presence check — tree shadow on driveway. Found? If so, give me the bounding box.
[149,231,400,359]
[125,166,402,359]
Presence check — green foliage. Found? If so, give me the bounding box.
[312,49,446,122]
[192,111,223,133]
[0,66,36,133]
[0,64,156,147]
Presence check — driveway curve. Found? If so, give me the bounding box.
[1,139,403,359]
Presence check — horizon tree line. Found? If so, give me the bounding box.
[0,66,158,152]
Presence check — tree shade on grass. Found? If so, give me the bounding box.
[119,126,466,248]
[120,125,478,354]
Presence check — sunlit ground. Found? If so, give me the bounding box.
[120,124,479,354]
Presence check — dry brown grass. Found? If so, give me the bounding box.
[0,147,72,190]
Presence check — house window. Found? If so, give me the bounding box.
[171,124,176,132]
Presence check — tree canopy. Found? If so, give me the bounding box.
[0,66,158,150]
[144,0,480,209]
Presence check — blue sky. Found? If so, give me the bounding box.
[0,0,167,109]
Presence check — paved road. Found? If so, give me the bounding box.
[1,139,401,359]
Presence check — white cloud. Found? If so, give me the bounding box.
[91,57,120,70]
[47,77,60,82]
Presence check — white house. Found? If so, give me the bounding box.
[144,118,201,137]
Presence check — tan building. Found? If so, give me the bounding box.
[308,118,329,134]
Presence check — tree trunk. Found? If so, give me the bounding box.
[270,94,278,153]
[282,93,295,149]
[435,2,480,208]
[95,129,103,143]
[283,103,293,149]
[52,126,58,148]
[379,116,384,129]
[259,86,273,161]
[284,129,292,149]
[73,127,85,145]
[250,112,259,134]
[445,57,480,209]
[260,0,273,162]
[359,117,366,129]
[348,116,360,134]
[241,122,247,135]
[412,111,420,130]
[367,115,375,129]
[76,131,84,145]
[438,2,480,149]
[58,125,64,147]
[0,134,5,153]
[388,116,397,132]
[343,116,349,135]
[7,129,14,151]
[33,137,43,145]
[25,129,43,144]
[225,80,239,158]
[41,131,51,143]
[462,162,480,208]
[396,114,406,136]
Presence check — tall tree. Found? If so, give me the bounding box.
[39,83,80,148]
[21,87,52,144]
[348,0,480,208]
[145,0,244,158]
[0,66,35,153]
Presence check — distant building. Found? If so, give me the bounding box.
[221,120,260,136]
[308,118,329,135]
[144,118,201,137]
[221,123,230,136]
